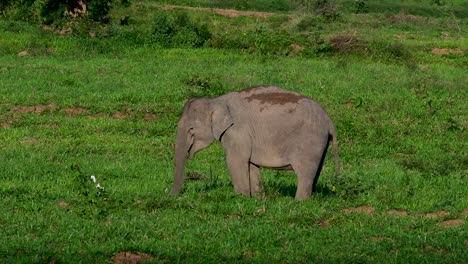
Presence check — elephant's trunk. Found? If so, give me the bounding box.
[171,127,188,195]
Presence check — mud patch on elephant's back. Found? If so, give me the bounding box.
[246,92,305,106]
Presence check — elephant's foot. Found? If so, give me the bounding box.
[234,185,252,196]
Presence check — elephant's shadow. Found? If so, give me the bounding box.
[267,182,334,198]
[187,172,335,198]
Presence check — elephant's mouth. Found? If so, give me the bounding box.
[187,143,194,159]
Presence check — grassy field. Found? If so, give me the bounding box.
[0,0,467,263]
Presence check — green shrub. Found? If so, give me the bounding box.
[2,0,113,25]
[152,11,212,48]
[182,75,226,98]
[1,0,35,21]
[353,0,368,14]
[296,0,341,22]
[88,0,113,23]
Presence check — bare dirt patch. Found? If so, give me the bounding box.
[431,48,464,55]
[319,220,330,228]
[424,245,448,254]
[111,112,129,119]
[386,209,408,216]
[57,201,68,207]
[144,113,157,121]
[111,252,156,264]
[87,112,109,119]
[161,5,274,18]
[462,208,468,217]
[20,136,39,144]
[18,50,29,57]
[387,13,419,24]
[60,107,89,116]
[12,104,57,114]
[330,34,368,54]
[419,210,450,219]
[342,206,375,215]
[437,219,464,227]
[1,121,13,129]
[288,44,305,57]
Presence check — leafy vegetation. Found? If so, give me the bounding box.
[0,0,467,263]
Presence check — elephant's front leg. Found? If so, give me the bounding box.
[221,129,252,196]
[226,155,251,195]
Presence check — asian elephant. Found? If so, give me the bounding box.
[171,86,339,200]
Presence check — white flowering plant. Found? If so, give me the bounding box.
[70,165,115,219]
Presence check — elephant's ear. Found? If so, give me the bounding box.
[211,103,233,140]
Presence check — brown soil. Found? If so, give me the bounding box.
[386,209,408,216]
[342,206,375,215]
[20,137,39,144]
[437,219,465,227]
[1,121,13,129]
[144,113,157,121]
[111,112,127,119]
[12,104,57,114]
[462,208,468,217]
[112,252,155,264]
[387,14,419,24]
[431,48,464,55]
[60,107,89,116]
[18,50,29,57]
[87,112,109,119]
[57,201,68,207]
[419,210,450,219]
[161,5,274,18]
[330,34,367,54]
[319,220,330,228]
[288,44,305,57]
[424,245,448,254]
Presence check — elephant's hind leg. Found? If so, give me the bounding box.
[312,141,330,193]
[292,142,328,200]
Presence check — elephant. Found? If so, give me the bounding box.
[171,86,339,200]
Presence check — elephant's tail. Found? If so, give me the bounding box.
[329,123,340,178]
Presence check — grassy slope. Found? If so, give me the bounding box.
[0,1,467,263]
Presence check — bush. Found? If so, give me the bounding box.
[330,34,369,54]
[0,0,35,21]
[353,0,368,14]
[296,0,340,22]
[2,0,113,25]
[152,11,212,48]
[182,75,225,98]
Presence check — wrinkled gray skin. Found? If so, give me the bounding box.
[171,86,339,200]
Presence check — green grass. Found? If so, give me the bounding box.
[0,1,467,263]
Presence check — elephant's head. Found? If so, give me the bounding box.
[170,98,233,195]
